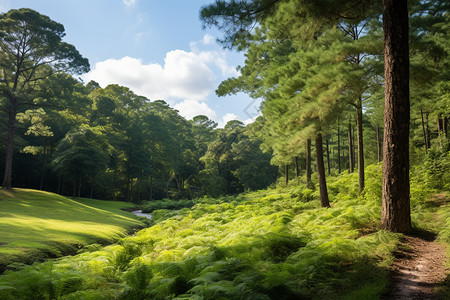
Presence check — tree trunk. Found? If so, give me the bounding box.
[285,164,289,186]
[337,122,341,173]
[90,181,94,199]
[381,0,411,233]
[356,103,365,194]
[57,176,61,195]
[315,133,330,208]
[425,112,431,148]
[125,175,131,201]
[306,139,312,186]
[420,109,428,153]
[2,96,17,189]
[348,121,354,173]
[73,180,77,198]
[326,137,331,175]
[293,156,299,177]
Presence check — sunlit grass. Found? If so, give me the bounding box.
[0,189,143,270]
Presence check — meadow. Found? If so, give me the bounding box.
[0,163,448,299]
[0,189,144,272]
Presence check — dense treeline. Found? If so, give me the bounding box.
[0,73,277,200]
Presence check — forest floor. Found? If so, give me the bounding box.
[384,231,448,299]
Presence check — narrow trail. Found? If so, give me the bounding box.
[385,234,448,299]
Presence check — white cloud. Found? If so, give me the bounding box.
[83,51,215,101]
[202,34,215,45]
[123,0,136,7]
[174,100,217,121]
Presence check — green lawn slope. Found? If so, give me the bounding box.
[0,189,144,272]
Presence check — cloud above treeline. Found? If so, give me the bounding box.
[82,35,242,126]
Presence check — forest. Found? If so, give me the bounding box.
[0,0,449,299]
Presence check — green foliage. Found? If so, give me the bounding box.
[0,163,406,299]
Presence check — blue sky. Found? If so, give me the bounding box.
[0,0,262,127]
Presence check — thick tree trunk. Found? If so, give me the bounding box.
[376,125,382,162]
[348,122,354,173]
[2,97,17,189]
[381,0,411,233]
[306,139,312,186]
[356,103,365,194]
[420,109,428,153]
[315,133,330,208]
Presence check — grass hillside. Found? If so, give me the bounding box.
[0,189,144,272]
[0,164,447,299]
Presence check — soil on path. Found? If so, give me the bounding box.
[384,233,448,299]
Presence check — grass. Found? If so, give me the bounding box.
[0,162,447,299]
[0,189,144,272]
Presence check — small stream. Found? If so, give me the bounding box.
[131,210,152,219]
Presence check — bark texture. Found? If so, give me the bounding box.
[306,139,312,186]
[381,0,411,233]
[315,133,330,208]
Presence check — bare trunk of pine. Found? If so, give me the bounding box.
[356,104,365,194]
[294,157,299,177]
[348,122,354,173]
[420,109,428,153]
[306,139,312,186]
[2,97,16,189]
[381,0,411,233]
[315,133,330,208]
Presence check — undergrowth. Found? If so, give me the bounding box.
[0,162,447,299]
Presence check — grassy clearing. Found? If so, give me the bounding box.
[0,163,447,299]
[0,189,144,271]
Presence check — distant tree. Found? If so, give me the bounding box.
[0,8,89,189]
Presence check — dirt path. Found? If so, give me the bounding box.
[385,234,448,299]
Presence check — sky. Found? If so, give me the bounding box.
[0,0,262,127]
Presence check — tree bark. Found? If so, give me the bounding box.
[356,103,365,194]
[420,109,428,154]
[348,121,354,173]
[2,96,17,189]
[293,157,299,177]
[315,133,330,208]
[381,0,411,233]
[306,139,312,186]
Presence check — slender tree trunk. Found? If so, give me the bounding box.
[338,122,341,173]
[444,117,448,137]
[2,97,17,189]
[326,137,331,175]
[376,125,382,162]
[39,145,47,190]
[285,165,289,185]
[356,103,365,194]
[90,180,94,199]
[381,0,411,233]
[315,133,330,208]
[420,109,428,153]
[306,139,312,186]
[293,157,299,177]
[348,122,354,173]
